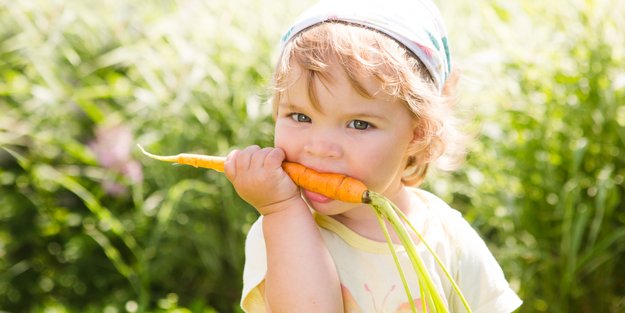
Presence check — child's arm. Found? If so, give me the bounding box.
[225,146,343,313]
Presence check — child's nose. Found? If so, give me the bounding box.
[304,129,342,159]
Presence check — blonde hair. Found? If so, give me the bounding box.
[271,22,467,186]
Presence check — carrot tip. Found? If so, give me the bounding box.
[137,144,148,155]
[137,144,178,163]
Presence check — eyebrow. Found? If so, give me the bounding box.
[278,102,300,111]
[280,101,325,114]
[348,110,390,124]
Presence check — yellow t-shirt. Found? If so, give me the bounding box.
[240,188,522,313]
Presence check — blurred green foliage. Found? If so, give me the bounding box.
[0,0,623,312]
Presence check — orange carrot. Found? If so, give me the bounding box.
[138,145,370,203]
[281,162,369,204]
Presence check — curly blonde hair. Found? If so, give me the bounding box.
[271,22,467,186]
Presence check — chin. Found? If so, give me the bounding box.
[305,199,353,216]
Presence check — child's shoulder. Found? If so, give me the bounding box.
[410,187,483,249]
[410,187,463,221]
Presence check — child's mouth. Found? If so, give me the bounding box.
[303,189,333,204]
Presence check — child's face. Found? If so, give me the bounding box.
[274,62,417,215]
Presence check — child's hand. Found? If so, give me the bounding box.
[224,145,302,215]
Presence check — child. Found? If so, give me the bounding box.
[224,0,523,312]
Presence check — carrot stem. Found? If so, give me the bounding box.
[374,209,418,313]
[370,192,447,312]
[393,203,473,312]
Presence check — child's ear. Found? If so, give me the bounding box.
[408,124,425,148]
[406,124,437,166]
[405,126,424,159]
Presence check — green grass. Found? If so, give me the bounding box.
[1,0,624,312]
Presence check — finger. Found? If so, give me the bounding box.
[250,147,273,170]
[237,145,261,171]
[224,149,239,181]
[264,148,285,170]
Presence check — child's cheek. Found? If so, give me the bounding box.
[273,123,299,159]
[355,148,405,190]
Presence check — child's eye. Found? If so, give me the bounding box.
[290,113,311,123]
[348,120,372,130]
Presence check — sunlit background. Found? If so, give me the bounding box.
[1,0,624,312]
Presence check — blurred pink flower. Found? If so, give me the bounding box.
[89,124,143,196]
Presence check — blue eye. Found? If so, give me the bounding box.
[348,120,371,130]
[291,113,311,123]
